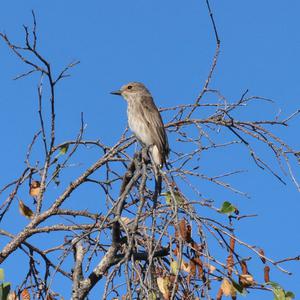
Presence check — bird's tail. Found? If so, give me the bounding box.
[154,168,162,196]
[150,145,163,195]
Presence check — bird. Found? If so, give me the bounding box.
[111,82,169,193]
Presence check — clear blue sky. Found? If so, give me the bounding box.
[0,1,299,299]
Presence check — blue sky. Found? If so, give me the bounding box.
[0,1,300,299]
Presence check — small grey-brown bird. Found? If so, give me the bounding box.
[111,82,169,193]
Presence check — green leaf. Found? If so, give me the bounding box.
[59,144,69,155]
[163,191,185,208]
[267,282,295,300]
[285,291,295,300]
[2,282,10,300]
[231,279,247,295]
[219,201,237,215]
[267,281,280,288]
[53,164,61,186]
[148,291,157,300]
[0,269,3,281]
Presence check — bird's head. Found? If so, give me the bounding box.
[111,82,150,101]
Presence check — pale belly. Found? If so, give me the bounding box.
[127,105,162,165]
[128,115,153,146]
[127,106,153,146]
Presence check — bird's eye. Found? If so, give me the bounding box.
[127,85,132,90]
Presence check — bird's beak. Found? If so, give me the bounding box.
[110,90,122,96]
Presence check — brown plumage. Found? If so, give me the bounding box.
[111,82,169,192]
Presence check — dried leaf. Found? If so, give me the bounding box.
[186,224,192,242]
[120,217,132,226]
[189,259,196,277]
[194,258,204,276]
[21,289,31,300]
[178,219,187,241]
[19,200,34,219]
[240,261,248,275]
[221,278,235,297]
[157,276,170,300]
[173,245,179,257]
[226,255,234,276]
[264,265,270,283]
[29,180,40,197]
[229,236,235,253]
[216,287,223,300]
[181,261,190,273]
[177,219,192,242]
[259,248,266,264]
[7,291,17,300]
[204,263,216,274]
[239,274,255,287]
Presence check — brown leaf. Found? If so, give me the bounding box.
[189,259,196,277]
[264,265,270,282]
[186,224,192,242]
[19,200,34,219]
[178,219,187,241]
[21,289,31,300]
[216,287,223,300]
[239,274,255,287]
[229,236,235,253]
[29,180,40,197]
[173,245,179,257]
[226,254,234,276]
[240,260,248,275]
[259,248,266,264]
[192,257,205,279]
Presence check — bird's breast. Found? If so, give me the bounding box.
[127,103,153,146]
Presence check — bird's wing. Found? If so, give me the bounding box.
[140,95,169,160]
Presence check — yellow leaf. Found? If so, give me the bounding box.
[147,291,157,300]
[157,276,170,300]
[170,259,179,275]
[19,200,34,219]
